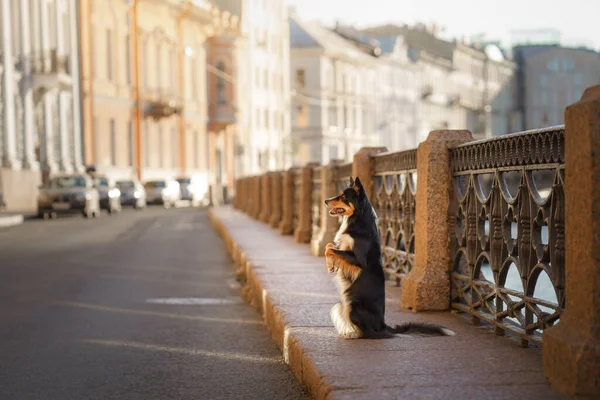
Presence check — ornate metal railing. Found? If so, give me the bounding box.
[311,167,322,239]
[371,149,418,284]
[449,125,565,347]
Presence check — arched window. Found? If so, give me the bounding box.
[216,61,227,104]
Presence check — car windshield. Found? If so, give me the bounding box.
[52,176,87,188]
[145,181,166,188]
[95,177,109,187]
[177,178,191,184]
[117,181,135,189]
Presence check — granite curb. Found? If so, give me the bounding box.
[208,206,564,400]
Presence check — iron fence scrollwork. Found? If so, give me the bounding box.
[371,150,418,284]
[449,126,565,347]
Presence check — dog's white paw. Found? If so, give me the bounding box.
[340,331,360,340]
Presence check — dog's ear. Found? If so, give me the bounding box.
[348,177,355,188]
[353,177,364,194]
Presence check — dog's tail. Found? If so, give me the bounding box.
[388,322,456,336]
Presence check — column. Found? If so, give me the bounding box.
[20,0,39,170]
[59,91,72,172]
[294,163,317,244]
[55,0,65,58]
[543,86,600,396]
[1,0,19,169]
[42,90,58,173]
[400,130,473,311]
[68,0,83,171]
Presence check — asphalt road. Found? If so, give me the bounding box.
[0,207,307,400]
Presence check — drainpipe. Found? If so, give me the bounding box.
[131,0,141,179]
[83,0,95,166]
[176,2,192,177]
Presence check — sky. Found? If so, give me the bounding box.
[285,0,600,50]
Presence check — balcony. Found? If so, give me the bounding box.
[142,89,184,119]
[30,49,71,90]
[208,102,236,130]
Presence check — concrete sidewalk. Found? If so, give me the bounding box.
[209,206,564,400]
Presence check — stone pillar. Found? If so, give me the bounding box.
[294,164,316,244]
[55,0,66,58]
[543,86,600,396]
[58,91,72,172]
[20,0,39,171]
[42,90,58,174]
[259,173,272,223]
[69,0,83,172]
[1,0,19,169]
[311,161,342,256]
[269,171,283,229]
[279,168,295,235]
[352,147,387,200]
[249,175,261,219]
[400,130,473,311]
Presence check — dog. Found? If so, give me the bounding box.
[324,176,455,339]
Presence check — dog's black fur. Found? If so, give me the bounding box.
[324,177,454,339]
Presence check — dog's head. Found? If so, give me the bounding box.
[324,177,365,217]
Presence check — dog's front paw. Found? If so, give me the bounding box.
[325,248,337,274]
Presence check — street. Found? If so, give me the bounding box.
[0,207,307,400]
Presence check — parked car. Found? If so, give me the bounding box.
[175,177,204,206]
[37,174,100,219]
[144,179,181,208]
[116,179,147,209]
[94,175,122,214]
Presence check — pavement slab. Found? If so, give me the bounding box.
[209,206,566,400]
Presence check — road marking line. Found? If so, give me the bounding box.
[145,297,242,305]
[54,301,261,325]
[82,339,283,364]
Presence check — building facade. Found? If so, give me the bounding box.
[365,24,516,141]
[1,0,83,212]
[289,14,379,165]
[513,45,600,130]
[80,0,234,202]
[206,10,243,200]
[212,0,291,174]
[333,27,421,152]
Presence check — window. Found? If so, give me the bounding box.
[540,74,548,88]
[143,40,149,88]
[171,128,177,168]
[541,91,549,107]
[158,126,163,167]
[156,43,162,89]
[93,118,99,163]
[170,48,176,88]
[144,122,150,167]
[216,61,227,103]
[125,35,131,85]
[128,121,134,166]
[297,104,308,128]
[106,29,113,80]
[194,130,199,168]
[329,145,338,160]
[110,119,116,165]
[265,110,269,130]
[296,69,305,89]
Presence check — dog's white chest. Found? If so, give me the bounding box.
[334,217,354,251]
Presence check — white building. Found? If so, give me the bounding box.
[212,0,291,174]
[365,24,516,140]
[1,0,83,212]
[289,14,379,165]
